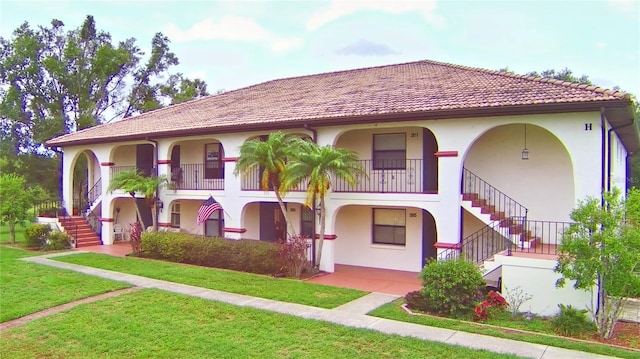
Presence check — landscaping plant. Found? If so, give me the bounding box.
[555,188,640,339]
[24,223,51,248]
[503,286,533,317]
[474,290,508,322]
[418,258,485,317]
[551,304,595,337]
[277,235,310,278]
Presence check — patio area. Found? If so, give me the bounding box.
[76,243,422,296]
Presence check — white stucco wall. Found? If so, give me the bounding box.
[334,205,424,272]
[499,255,594,317]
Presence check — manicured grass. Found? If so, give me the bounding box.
[0,223,27,245]
[369,300,640,359]
[0,246,131,322]
[0,289,520,359]
[54,253,367,309]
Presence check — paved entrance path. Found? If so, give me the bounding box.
[18,252,617,359]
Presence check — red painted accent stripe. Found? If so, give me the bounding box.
[434,242,462,249]
[100,162,115,166]
[100,218,115,223]
[158,222,171,227]
[223,227,247,233]
[222,157,238,162]
[313,234,337,240]
[157,160,172,165]
[434,151,458,157]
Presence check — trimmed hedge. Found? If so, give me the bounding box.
[141,232,281,275]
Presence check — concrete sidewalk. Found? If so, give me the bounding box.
[21,252,617,359]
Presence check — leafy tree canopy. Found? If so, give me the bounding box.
[0,15,209,156]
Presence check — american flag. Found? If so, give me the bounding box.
[196,196,223,224]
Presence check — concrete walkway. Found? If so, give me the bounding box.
[21,252,619,359]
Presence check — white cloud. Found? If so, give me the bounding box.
[165,16,303,52]
[596,42,607,49]
[306,0,443,30]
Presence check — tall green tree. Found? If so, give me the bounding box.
[107,169,168,232]
[0,174,37,243]
[281,140,365,269]
[0,16,209,202]
[555,188,640,339]
[234,132,300,238]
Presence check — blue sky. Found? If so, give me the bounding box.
[1,0,639,96]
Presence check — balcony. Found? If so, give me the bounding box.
[239,159,427,193]
[110,165,224,190]
[334,159,425,193]
[170,164,224,190]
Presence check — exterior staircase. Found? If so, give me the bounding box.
[59,216,102,247]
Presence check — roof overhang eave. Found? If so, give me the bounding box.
[45,99,636,148]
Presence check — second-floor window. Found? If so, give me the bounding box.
[204,143,224,179]
[373,133,406,170]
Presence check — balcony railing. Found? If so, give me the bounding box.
[333,159,424,193]
[240,166,306,191]
[170,164,224,190]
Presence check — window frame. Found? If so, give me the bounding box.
[204,209,224,237]
[372,208,406,246]
[204,143,224,179]
[372,133,406,170]
[170,202,180,228]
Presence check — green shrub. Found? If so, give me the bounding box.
[551,304,595,337]
[43,231,72,250]
[141,232,280,275]
[404,290,431,312]
[419,258,485,318]
[24,224,51,248]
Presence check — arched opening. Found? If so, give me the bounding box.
[421,209,437,268]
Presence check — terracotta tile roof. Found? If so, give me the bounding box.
[47,59,632,146]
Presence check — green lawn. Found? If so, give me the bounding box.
[0,289,520,359]
[53,252,366,309]
[0,246,131,322]
[369,300,640,359]
[0,223,27,245]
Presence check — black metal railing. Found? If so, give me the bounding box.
[441,219,571,264]
[334,159,424,193]
[170,164,224,190]
[34,200,62,218]
[59,207,78,248]
[110,165,137,178]
[85,210,102,237]
[462,167,528,221]
[240,167,306,191]
[87,178,102,209]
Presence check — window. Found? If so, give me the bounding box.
[301,207,315,238]
[373,133,406,170]
[204,143,224,179]
[205,209,224,237]
[170,202,180,228]
[372,208,406,245]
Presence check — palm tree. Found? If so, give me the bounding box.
[234,132,300,238]
[281,140,365,269]
[108,168,168,232]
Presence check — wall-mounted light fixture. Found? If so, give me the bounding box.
[156,199,164,212]
[522,124,530,160]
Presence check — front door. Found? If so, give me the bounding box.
[259,202,286,242]
[136,198,153,231]
[136,144,154,177]
[421,210,437,267]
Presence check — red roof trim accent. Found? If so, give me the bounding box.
[100,218,114,223]
[434,242,462,249]
[222,157,238,162]
[434,151,458,157]
[101,162,115,166]
[223,227,247,233]
[313,234,337,240]
[157,160,172,165]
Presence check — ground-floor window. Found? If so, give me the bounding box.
[372,208,406,245]
[205,209,224,237]
[171,202,180,228]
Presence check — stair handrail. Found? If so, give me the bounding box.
[86,178,102,211]
[440,220,513,265]
[84,210,102,239]
[462,167,529,222]
[59,206,79,248]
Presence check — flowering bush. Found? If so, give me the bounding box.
[276,235,310,278]
[474,291,508,321]
[129,221,142,254]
